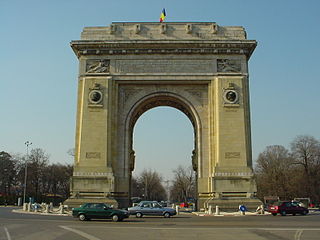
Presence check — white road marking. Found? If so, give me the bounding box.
[4,227,11,240]
[64,225,320,231]
[60,225,102,240]
[295,230,303,240]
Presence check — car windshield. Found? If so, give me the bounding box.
[272,201,283,206]
[152,202,162,208]
[291,202,300,207]
[138,201,162,208]
[82,203,110,209]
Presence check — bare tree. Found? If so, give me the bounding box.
[42,163,73,198]
[26,148,49,200]
[170,165,196,203]
[134,169,167,201]
[254,145,293,200]
[290,135,320,175]
[290,135,320,199]
[67,148,75,157]
[131,176,142,199]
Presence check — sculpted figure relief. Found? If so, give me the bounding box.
[192,149,198,171]
[129,150,135,172]
[217,59,241,72]
[86,59,110,73]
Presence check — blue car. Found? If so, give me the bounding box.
[128,201,176,218]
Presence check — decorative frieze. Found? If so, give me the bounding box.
[73,172,113,177]
[77,47,251,57]
[214,172,253,177]
[115,59,214,73]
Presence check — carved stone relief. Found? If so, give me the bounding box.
[86,59,110,73]
[223,82,240,106]
[129,150,135,171]
[88,83,104,107]
[217,59,241,72]
[192,149,198,171]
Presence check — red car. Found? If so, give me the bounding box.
[268,201,309,216]
[180,202,189,208]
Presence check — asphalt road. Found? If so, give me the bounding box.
[1,207,320,240]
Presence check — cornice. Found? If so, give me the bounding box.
[70,40,257,59]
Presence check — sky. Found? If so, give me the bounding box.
[1,0,320,181]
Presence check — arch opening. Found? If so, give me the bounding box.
[125,93,200,204]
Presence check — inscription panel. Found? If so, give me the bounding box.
[115,59,215,73]
[86,152,101,159]
[225,152,241,158]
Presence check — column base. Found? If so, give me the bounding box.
[64,197,118,210]
[198,197,262,212]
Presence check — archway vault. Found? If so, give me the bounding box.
[65,22,262,211]
[128,92,198,129]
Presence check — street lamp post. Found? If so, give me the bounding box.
[23,141,32,205]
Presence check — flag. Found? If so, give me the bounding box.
[160,8,166,22]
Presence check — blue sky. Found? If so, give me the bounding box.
[1,0,319,180]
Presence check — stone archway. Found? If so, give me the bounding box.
[65,22,262,210]
[119,91,201,207]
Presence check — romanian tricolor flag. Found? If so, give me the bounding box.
[160,8,166,22]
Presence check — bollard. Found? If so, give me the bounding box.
[59,203,64,214]
[215,205,220,215]
[49,202,53,212]
[45,204,50,213]
[208,205,212,215]
[23,202,27,211]
[175,205,179,215]
[260,205,265,214]
[17,197,22,206]
[28,202,32,212]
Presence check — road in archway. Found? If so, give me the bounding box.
[1,207,320,240]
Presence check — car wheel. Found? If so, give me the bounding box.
[302,210,308,215]
[293,213,296,216]
[78,214,86,221]
[272,213,277,216]
[280,211,286,216]
[136,212,143,218]
[164,212,171,218]
[112,214,119,222]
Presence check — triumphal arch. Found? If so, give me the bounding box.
[65,22,261,210]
